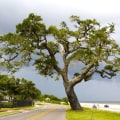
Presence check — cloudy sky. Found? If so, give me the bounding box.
[0,0,120,102]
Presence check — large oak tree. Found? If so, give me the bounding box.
[0,13,119,110]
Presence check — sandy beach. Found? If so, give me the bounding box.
[81,102,120,113]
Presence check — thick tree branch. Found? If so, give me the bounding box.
[43,42,61,73]
[70,62,94,87]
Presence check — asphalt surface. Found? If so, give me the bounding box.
[0,104,66,120]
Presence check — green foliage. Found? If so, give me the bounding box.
[16,13,45,37]
[41,94,61,102]
[40,94,68,104]
[0,93,4,100]
[0,74,41,100]
[0,13,119,80]
[61,97,69,104]
[48,25,58,34]
[34,54,57,76]
[1,102,13,108]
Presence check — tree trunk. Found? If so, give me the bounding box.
[65,85,82,110]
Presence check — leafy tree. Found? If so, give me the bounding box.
[20,78,41,100]
[0,74,10,99]
[0,74,41,100]
[0,13,119,110]
[0,75,22,100]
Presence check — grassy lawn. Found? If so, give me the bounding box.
[66,108,120,120]
[0,106,35,117]
[0,110,19,117]
[0,101,44,117]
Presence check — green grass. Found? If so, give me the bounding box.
[66,108,120,120]
[0,111,19,117]
[0,106,35,117]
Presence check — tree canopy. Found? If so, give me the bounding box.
[0,74,41,100]
[0,13,120,110]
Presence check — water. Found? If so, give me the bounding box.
[81,101,120,105]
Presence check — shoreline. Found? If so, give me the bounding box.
[81,102,120,113]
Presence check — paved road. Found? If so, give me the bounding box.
[0,104,66,120]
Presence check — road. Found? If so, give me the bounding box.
[0,104,66,120]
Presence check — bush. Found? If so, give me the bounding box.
[1,102,13,108]
[0,94,4,100]
[61,97,68,104]
[50,100,61,104]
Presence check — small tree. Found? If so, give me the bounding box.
[0,13,119,110]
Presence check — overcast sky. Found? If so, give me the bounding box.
[0,0,120,102]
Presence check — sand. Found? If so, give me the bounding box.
[81,102,120,113]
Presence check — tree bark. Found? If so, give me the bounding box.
[64,84,82,110]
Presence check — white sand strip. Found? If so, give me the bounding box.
[81,102,120,113]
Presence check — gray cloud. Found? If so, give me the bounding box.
[14,66,66,98]
[75,80,120,101]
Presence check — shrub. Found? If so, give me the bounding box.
[1,102,13,108]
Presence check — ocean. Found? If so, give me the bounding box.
[81,101,120,105]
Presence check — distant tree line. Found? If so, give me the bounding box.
[41,94,68,104]
[0,74,41,100]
